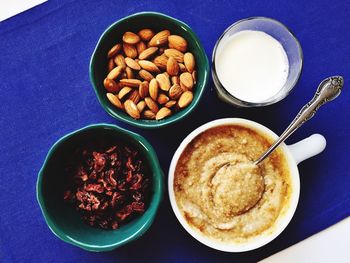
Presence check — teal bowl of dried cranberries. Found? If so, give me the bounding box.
[36,123,163,251]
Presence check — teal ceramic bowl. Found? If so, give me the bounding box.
[36,124,163,251]
[89,12,209,128]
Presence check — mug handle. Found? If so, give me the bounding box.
[288,134,327,165]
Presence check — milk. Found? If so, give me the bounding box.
[215,30,289,103]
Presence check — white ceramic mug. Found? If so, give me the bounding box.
[168,118,326,252]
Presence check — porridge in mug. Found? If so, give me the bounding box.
[174,125,292,243]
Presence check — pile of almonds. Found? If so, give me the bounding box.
[104,28,196,120]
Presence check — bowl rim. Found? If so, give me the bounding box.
[211,16,303,107]
[89,11,210,129]
[36,123,163,251]
[168,118,300,252]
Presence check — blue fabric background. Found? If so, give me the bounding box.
[0,0,349,262]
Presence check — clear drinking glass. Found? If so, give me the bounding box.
[212,17,303,107]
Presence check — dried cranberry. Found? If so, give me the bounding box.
[92,152,106,172]
[131,202,145,213]
[63,143,151,230]
[132,192,142,201]
[85,183,104,193]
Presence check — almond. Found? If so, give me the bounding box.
[122,32,140,44]
[157,94,170,104]
[138,60,160,73]
[138,29,155,41]
[184,52,195,73]
[180,72,194,90]
[108,59,115,72]
[139,81,149,98]
[165,100,177,108]
[136,41,147,54]
[106,93,123,109]
[125,57,141,70]
[156,73,171,91]
[107,66,123,80]
[149,30,170,47]
[124,99,140,119]
[114,54,126,69]
[118,86,132,99]
[192,70,197,84]
[128,90,141,104]
[143,110,156,119]
[178,63,186,73]
[164,48,184,63]
[171,76,180,85]
[104,30,196,121]
[149,78,159,100]
[168,35,188,52]
[153,54,168,70]
[119,79,142,88]
[107,43,122,58]
[156,107,172,120]
[139,47,158,60]
[103,78,120,93]
[125,67,134,79]
[123,43,137,59]
[180,81,188,92]
[137,100,146,112]
[178,91,193,108]
[166,57,179,76]
[169,84,183,99]
[145,97,159,113]
[139,69,154,81]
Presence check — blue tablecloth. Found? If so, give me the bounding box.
[1,1,349,262]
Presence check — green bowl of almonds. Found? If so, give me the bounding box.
[89,12,209,128]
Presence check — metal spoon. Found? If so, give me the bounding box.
[254,76,344,165]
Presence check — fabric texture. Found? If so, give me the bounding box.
[0,0,349,262]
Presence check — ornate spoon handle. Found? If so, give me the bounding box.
[254,76,344,165]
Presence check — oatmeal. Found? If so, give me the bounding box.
[174,125,291,243]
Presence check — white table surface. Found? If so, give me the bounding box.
[0,0,47,22]
[259,216,350,263]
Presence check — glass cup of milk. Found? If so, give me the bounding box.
[212,17,303,107]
